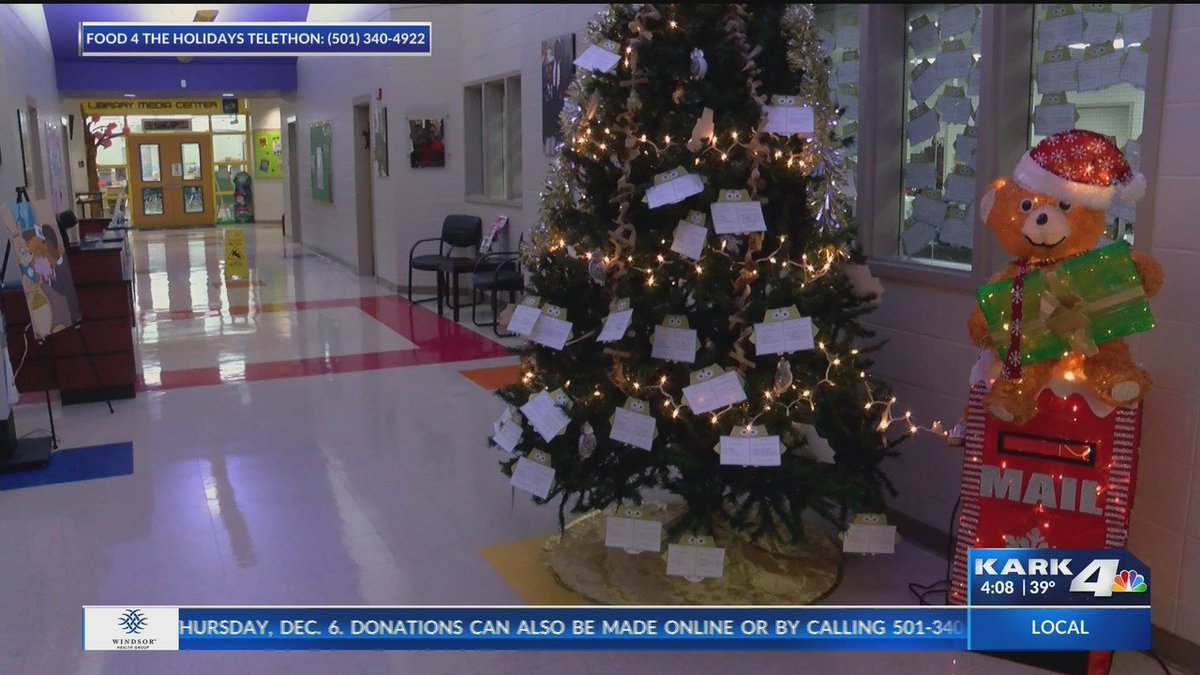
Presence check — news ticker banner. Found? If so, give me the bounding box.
[83,549,1149,652]
[79,23,431,57]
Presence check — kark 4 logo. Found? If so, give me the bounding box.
[973,557,1148,597]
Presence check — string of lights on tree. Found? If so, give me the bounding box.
[497,4,946,538]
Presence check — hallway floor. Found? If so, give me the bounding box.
[0,227,1172,674]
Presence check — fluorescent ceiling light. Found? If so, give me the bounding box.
[123,93,136,98]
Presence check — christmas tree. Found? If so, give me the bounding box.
[494,4,911,543]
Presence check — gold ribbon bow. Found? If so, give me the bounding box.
[1039,268,1096,356]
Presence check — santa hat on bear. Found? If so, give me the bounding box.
[1013,129,1146,211]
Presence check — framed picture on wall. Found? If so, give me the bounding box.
[310,122,333,204]
[373,106,389,177]
[541,33,576,156]
[408,118,444,169]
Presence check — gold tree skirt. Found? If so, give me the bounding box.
[543,503,842,605]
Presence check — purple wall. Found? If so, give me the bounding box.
[44,4,306,96]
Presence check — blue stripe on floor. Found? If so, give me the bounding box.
[0,442,133,491]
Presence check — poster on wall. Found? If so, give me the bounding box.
[541,33,575,156]
[309,122,333,204]
[44,122,68,214]
[373,106,389,177]
[253,130,282,179]
[408,118,445,168]
[2,200,82,339]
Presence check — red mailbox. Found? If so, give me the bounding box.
[950,384,1141,606]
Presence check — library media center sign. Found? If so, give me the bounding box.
[80,99,247,116]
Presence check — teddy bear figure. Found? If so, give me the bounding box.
[968,129,1163,425]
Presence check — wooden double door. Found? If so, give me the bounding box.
[126,133,214,228]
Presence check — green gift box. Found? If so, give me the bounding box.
[977,242,1155,367]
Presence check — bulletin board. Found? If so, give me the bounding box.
[309,122,332,204]
[254,129,283,179]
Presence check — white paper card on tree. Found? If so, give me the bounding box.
[492,420,523,453]
[605,517,663,553]
[944,172,975,205]
[597,308,633,343]
[901,221,938,255]
[1078,49,1122,92]
[510,457,555,499]
[835,58,859,83]
[967,65,980,97]
[1034,103,1077,136]
[910,60,942,104]
[670,222,707,260]
[1109,196,1137,223]
[719,436,783,467]
[762,104,815,137]
[907,106,940,146]
[935,47,974,82]
[936,92,973,125]
[520,391,570,442]
[843,524,897,554]
[666,544,725,580]
[908,16,939,58]
[836,22,858,49]
[1082,11,1119,44]
[610,406,656,451]
[651,325,698,363]
[1120,49,1148,89]
[646,172,704,209]
[507,304,542,337]
[1123,139,1142,171]
[939,4,978,38]
[573,43,621,73]
[1036,59,1077,93]
[710,201,767,235]
[530,315,572,350]
[905,161,937,191]
[941,205,974,249]
[754,317,815,356]
[839,92,859,119]
[1039,12,1084,49]
[955,127,978,162]
[683,371,747,414]
[1121,6,1152,44]
[913,193,947,226]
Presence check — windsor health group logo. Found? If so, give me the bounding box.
[83,607,180,651]
[119,609,149,635]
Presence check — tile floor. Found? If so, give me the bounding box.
[0,227,1178,674]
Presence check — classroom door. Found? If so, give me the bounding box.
[126,133,215,228]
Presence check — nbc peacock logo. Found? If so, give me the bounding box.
[118,609,149,635]
[1111,570,1148,594]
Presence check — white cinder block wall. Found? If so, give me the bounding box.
[0,4,64,234]
[1130,4,1200,645]
[247,97,285,223]
[289,2,1199,645]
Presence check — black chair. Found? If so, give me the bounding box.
[471,235,524,336]
[407,215,483,318]
[56,211,79,246]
